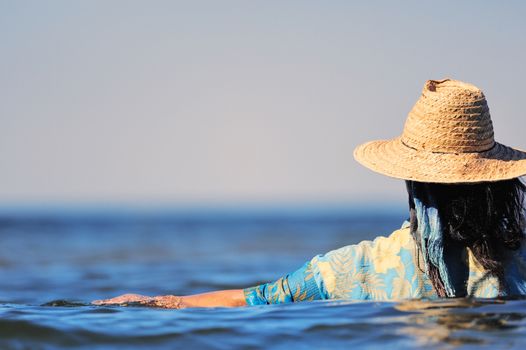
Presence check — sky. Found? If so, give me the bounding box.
[1,0,526,206]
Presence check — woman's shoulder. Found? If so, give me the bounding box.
[309,224,428,300]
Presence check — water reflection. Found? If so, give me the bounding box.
[395,298,526,347]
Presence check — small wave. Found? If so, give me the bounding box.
[0,318,74,343]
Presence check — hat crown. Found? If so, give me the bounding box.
[401,79,495,153]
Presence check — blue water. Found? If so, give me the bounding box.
[2,206,526,349]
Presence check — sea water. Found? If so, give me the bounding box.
[1,206,526,349]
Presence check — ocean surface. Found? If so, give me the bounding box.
[2,205,526,349]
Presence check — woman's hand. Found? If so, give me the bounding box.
[92,293,153,306]
[92,293,185,308]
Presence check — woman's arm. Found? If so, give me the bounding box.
[92,289,247,309]
[92,260,324,308]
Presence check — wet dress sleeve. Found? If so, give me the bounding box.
[243,261,325,305]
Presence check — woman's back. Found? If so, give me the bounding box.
[308,224,526,301]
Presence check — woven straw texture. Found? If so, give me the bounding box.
[354,79,526,183]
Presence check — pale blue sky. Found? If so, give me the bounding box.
[1,0,525,205]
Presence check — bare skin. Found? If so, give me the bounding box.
[92,289,247,309]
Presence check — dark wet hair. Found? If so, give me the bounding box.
[406,178,526,297]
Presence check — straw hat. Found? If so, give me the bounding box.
[353,79,526,183]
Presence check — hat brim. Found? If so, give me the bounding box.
[353,137,526,183]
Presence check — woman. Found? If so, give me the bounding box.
[93,79,526,308]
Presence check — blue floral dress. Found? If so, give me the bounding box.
[244,223,526,305]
